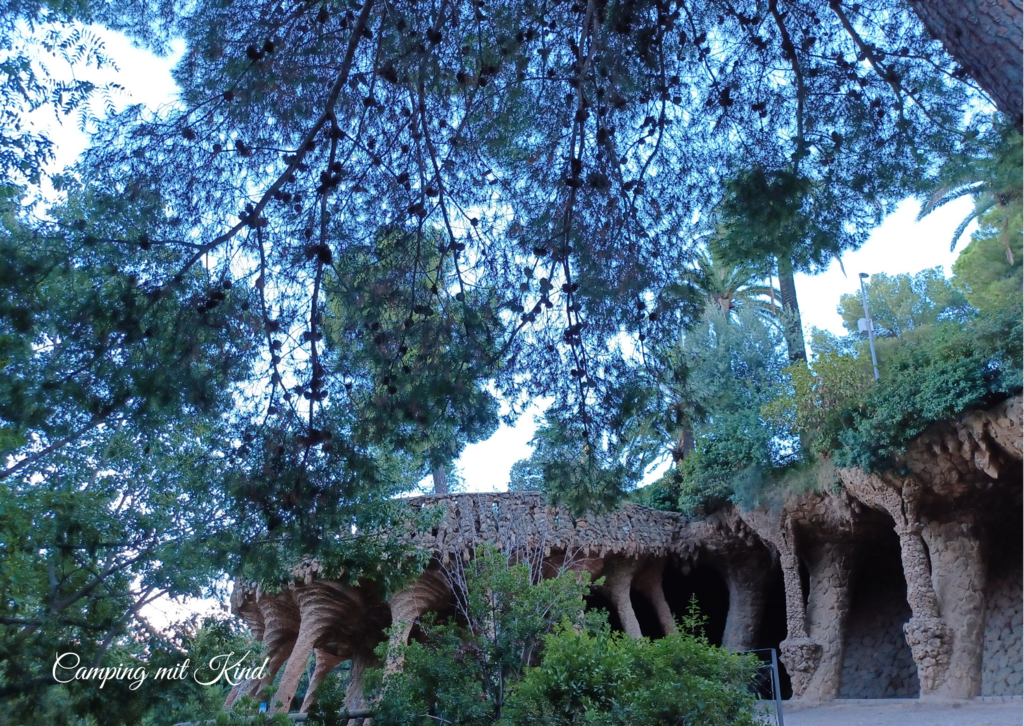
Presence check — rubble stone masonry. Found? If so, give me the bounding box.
[229,396,1023,714]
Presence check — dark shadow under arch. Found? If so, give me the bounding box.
[584,589,624,633]
[755,562,793,699]
[661,562,730,647]
[839,526,919,698]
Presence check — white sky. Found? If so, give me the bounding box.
[35,26,975,505]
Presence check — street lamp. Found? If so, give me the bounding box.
[857,273,880,381]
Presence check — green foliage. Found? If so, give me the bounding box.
[0,184,425,716]
[951,181,1023,316]
[524,409,637,515]
[660,249,1022,512]
[771,272,1021,473]
[833,308,1022,470]
[663,306,796,514]
[507,457,543,493]
[837,268,971,338]
[324,225,502,486]
[762,331,875,456]
[367,547,757,726]
[506,610,758,726]
[918,125,1022,254]
[368,544,594,726]
[0,615,276,726]
[662,244,780,322]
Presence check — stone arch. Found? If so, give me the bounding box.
[755,561,793,699]
[838,523,919,698]
[661,561,730,647]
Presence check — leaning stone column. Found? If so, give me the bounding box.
[272,580,367,713]
[598,558,643,638]
[633,558,676,636]
[776,531,823,698]
[225,587,267,709]
[299,648,346,713]
[719,553,770,652]
[740,510,822,697]
[243,589,301,707]
[385,568,451,674]
[802,541,854,701]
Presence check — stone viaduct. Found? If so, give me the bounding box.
[227,396,1023,715]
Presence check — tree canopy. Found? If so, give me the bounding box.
[1,0,1021,717]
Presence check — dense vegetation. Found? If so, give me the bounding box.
[631,138,1023,514]
[1,0,1020,720]
[304,546,758,726]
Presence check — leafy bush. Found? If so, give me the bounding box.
[367,544,594,726]
[658,256,1021,513]
[834,309,1022,470]
[364,546,759,726]
[766,279,1021,472]
[506,616,758,726]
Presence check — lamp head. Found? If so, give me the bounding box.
[858,272,869,279]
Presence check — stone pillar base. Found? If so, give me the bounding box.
[780,637,823,697]
[904,615,952,693]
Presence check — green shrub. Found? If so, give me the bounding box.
[366,544,594,726]
[506,620,759,726]
[365,546,759,726]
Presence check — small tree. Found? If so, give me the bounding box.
[366,544,593,726]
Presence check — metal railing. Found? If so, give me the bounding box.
[740,647,785,726]
[174,707,371,725]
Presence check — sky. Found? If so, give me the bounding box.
[33,23,976,515]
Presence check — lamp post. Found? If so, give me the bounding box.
[858,273,880,381]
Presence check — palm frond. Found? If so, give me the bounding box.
[917,181,985,221]
[949,209,980,252]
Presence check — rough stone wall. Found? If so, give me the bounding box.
[982,565,1024,696]
[839,585,919,698]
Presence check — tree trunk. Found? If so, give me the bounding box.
[906,0,1023,131]
[777,256,807,363]
[673,424,695,463]
[432,464,448,495]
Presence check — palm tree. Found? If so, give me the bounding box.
[663,243,781,323]
[918,127,1022,263]
[656,244,781,463]
[691,248,782,320]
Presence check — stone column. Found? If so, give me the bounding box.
[802,541,854,701]
[243,590,301,707]
[921,519,986,699]
[385,568,451,674]
[299,648,346,713]
[598,558,642,638]
[225,589,266,709]
[742,510,822,697]
[840,470,953,696]
[719,553,770,652]
[776,528,823,699]
[345,649,377,726]
[633,558,676,636]
[272,580,367,713]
